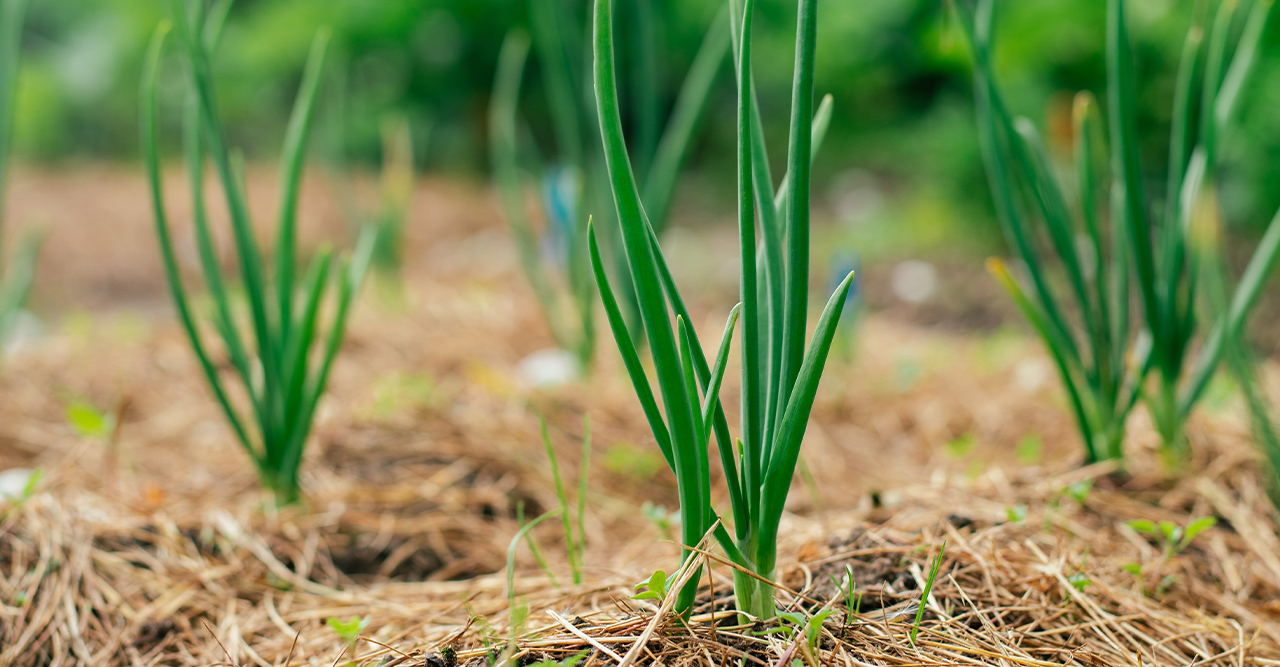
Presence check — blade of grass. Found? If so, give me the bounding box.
[576,415,591,582]
[540,416,582,584]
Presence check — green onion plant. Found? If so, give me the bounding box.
[142,1,375,507]
[489,0,730,368]
[0,0,41,348]
[592,0,853,620]
[959,0,1280,463]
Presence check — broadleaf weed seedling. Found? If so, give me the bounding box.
[525,651,588,667]
[0,0,42,352]
[142,2,376,507]
[1125,516,1216,595]
[778,605,834,658]
[958,0,1280,464]
[631,569,668,603]
[641,502,678,543]
[65,401,115,440]
[592,0,854,620]
[489,0,730,368]
[326,615,369,666]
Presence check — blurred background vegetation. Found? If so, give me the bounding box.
[11,0,1280,253]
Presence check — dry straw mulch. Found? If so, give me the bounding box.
[3,435,1279,667]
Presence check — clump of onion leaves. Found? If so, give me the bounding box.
[142,0,375,506]
[592,0,851,619]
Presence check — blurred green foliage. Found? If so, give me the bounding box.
[9,0,1280,234]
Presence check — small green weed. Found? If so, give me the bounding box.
[326,615,369,665]
[65,401,114,440]
[1015,434,1042,465]
[603,442,661,481]
[1124,516,1216,595]
[632,569,669,603]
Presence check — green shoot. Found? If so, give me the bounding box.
[1125,516,1215,595]
[538,415,591,585]
[778,606,833,655]
[506,508,562,612]
[515,501,556,588]
[142,4,376,507]
[525,652,588,667]
[631,569,668,602]
[833,563,860,627]
[1067,571,1092,591]
[326,615,369,665]
[0,0,41,352]
[65,401,114,440]
[959,0,1280,464]
[641,502,678,543]
[503,507,563,667]
[592,0,854,619]
[0,466,42,508]
[910,540,945,646]
[1015,434,1042,465]
[489,1,731,368]
[1063,480,1093,506]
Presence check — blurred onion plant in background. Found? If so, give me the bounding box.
[489,0,730,368]
[960,0,1280,464]
[143,0,375,506]
[0,0,42,350]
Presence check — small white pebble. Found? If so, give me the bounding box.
[0,468,36,499]
[891,260,938,304]
[516,348,580,388]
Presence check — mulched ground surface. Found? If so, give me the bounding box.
[1,167,1278,666]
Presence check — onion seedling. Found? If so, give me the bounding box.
[592,0,854,619]
[959,0,1280,463]
[489,1,730,368]
[142,2,375,507]
[0,0,41,350]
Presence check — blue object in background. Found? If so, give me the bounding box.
[828,251,862,331]
[539,166,581,271]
